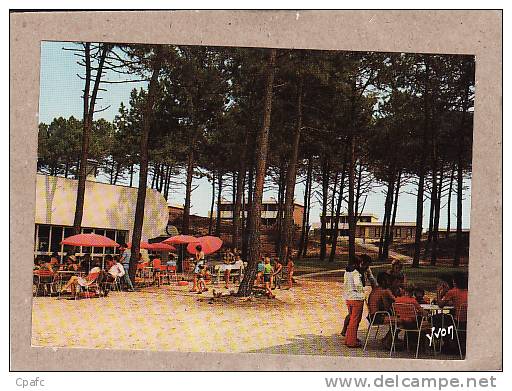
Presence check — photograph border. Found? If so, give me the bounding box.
[10,9,502,371]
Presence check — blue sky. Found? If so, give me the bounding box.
[38,41,471,228]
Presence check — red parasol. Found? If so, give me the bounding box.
[163,235,200,245]
[186,236,223,255]
[146,242,176,251]
[61,233,119,247]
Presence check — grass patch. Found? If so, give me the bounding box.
[401,265,468,291]
[294,259,468,292]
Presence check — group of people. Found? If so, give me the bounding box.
[33,241,172,296]
[342,256,468,353]
[255,255,295,298]
[186,245,295,298]
[189,245,245,293]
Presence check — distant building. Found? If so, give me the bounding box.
[216,198,304,227]
[317,212,416,240]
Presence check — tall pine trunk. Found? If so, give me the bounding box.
[431,167,443,265]
[182,149,194,235]
[453,161,464,267]
[237,48,277,297]
[329,159,347,262]
[129,50,162,281]
[73,43,108,235]
[232,137,247,250]
[302,165,313,258]
[208,171,216,235]
[453,64,471,267]
[275,162,286,256]
[412,61,431,268]
[319,158,330,261]
[280,76,302,262]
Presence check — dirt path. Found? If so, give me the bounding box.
[31,280,456,359]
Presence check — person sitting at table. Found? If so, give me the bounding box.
[367,272,395,348]
[393,284,429,348]
[433,272,468,354]
[232,255,244,284]
[41,255,58,273]
[61,261,102,296]
[59,255,79,271]
[195,263,209,294]
[368,272,395,322]
[223,254,235,289]
[255,257,265,286]
[438,273,468,323]
[100,255,125,295]
[263,256,275,298]
[413,287,427,304]
[166,253,177,267]
[33,256,44,270]
[387,259,406,296]
[79,254,93,273]
[431,280,451,305]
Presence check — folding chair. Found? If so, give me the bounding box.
[167,265,178,284]
[391,302,434,359]
[363,302,395,356]
[33,270,57,297]
[75,272,101,300]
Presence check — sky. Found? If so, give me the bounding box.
[38,41,472,229]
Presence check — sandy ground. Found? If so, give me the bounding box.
[31,278,459,359]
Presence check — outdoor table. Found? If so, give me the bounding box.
[420,304,454,314]
[141,266,154,286]
[217,263,239,272]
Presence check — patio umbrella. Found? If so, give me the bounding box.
[146,242,177,251]
[163,235,199,245]
[61,233,119,247]
[186,236,223,255]
[127,241,153,250]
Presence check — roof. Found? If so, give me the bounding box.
[321,212,379,219]
[219,199,304,207]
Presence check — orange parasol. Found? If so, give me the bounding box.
[186,236,223,255]
[163,235,199,245]
[61,233,119,247]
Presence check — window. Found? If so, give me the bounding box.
[105,230,115,254]
[37,225,50,252]
[63,227,75,255]
[50,226,63,253]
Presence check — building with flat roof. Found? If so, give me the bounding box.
[317,212,416,240]
[216,198,304,227]
[34,174,168,258]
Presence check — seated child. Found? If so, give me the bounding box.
[255,257,265,286]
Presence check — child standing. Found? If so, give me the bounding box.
[263,257,275,298]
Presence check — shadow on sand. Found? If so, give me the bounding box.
[245,332,461,360]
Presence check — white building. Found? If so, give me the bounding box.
[34,174,168,258]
